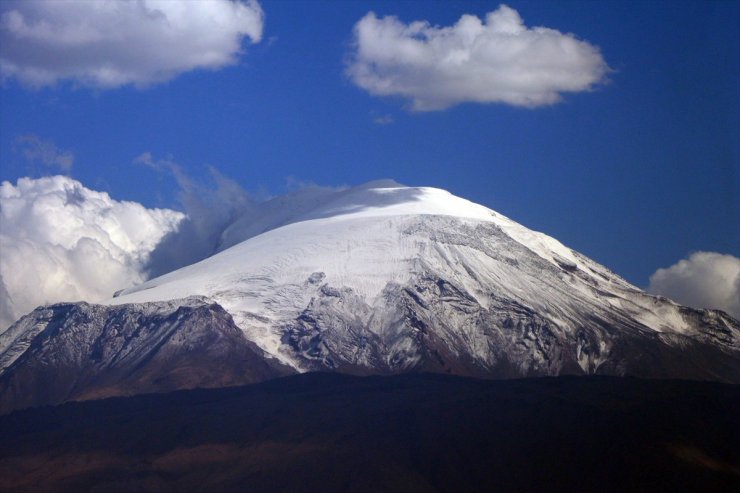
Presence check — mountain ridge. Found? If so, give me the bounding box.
[0,181,738,412]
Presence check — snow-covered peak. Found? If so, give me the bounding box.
[353,178,406,189]
[300,184,493,222]
[225,181,587,269]
[111,180,619,314]
[2,179,733,384]
[103,179,740,375]
[218,181,496,250]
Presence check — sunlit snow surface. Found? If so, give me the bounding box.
[108,182,707,370]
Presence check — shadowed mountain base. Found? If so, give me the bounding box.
[0,373,738,492]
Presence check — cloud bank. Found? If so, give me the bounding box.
[0,176,183,328]
[648,252,740,319]
[346,4,609,110]
[0,0,264,89]
[14,134,74,172]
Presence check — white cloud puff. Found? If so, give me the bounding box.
[0,0,264,89]
[648,252,740,319]
[346,5,609,110]
[0,176,184,328]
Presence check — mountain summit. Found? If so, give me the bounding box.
[1,181,738,411]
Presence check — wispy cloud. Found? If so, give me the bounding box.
[0,175,183,328]
[648,251,740,319]
[0,0,264,89]
[346,5,609,110]
[134,153,256,277]
[373,114,394,125]
[14,134,74,172]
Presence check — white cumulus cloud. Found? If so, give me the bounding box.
[0,0,264,89]
[0,176,184,328]
[346,4,609,110]
[648,252,740,319]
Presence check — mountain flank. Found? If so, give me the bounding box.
[0,373,738,493]
[1,181,738,413]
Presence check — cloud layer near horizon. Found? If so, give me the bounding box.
[0,176,183,328]
[0,0,264,89]
[648,252,740,319]
[346,4,609,110]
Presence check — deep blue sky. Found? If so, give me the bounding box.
[1,0,738,287]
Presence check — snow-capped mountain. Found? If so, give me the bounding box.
[1,180,738,411]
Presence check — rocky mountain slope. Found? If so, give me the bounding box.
[1,181,738,412]
[0,297,292,413]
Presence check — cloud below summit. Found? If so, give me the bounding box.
[648,252,740,319]
[346,4,609,110]
[0,0,264,89]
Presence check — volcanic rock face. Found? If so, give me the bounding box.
[1,181,738,412]
[0,297,293,413]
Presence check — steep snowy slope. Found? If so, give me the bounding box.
[99,181,739,380]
